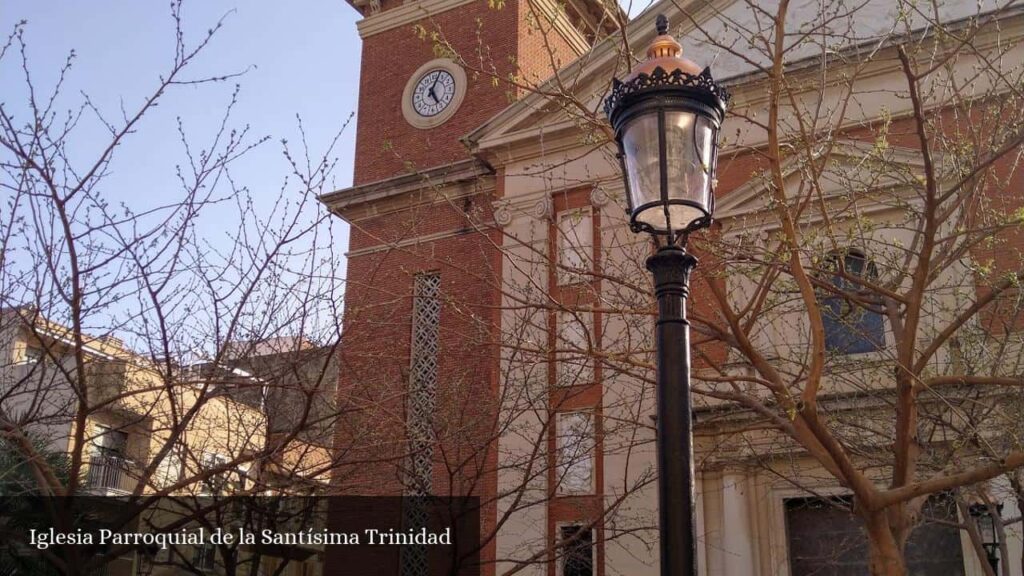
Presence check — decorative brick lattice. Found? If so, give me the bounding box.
[402,273,441,576]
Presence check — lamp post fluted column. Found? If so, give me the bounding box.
[647,244,699,575]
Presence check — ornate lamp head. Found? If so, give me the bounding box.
[605,14,729,239]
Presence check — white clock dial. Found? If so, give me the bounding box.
[412,69,457,118]
[402,59,466,129]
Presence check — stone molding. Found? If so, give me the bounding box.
[356,0,477,38]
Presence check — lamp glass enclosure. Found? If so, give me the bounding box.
[620,113,661,221]
[620,109,716,234]
[970,503,998,545]
[979,511,996,544]
[605,23,728,239]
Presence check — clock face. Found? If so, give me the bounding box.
[402,59,466,129]
[412,69,457,118]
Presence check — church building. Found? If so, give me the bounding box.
[320,0,1024,574]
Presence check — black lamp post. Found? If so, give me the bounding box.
[604,14,729,576]
[135,547,156,576]
[969,504,1002,573]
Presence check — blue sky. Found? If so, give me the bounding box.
[1,1,642,303]
[2,1,361,269]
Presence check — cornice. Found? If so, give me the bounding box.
[473,118,602,165]
[716,141,936,235]
[318,159,494,222]
[723,13,1024,115]
[355,0,477,38]
[346,224,496,258]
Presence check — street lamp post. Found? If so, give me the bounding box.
[134,547,156,576]
[604,14,729,576]
[969,504,1003,573]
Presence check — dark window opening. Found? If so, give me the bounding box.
[200,453,229,496]
[785,495,964,576]
[560,525,593,576]
[24,346,43,364]
[820,249,885,355]
[92,425,128,458]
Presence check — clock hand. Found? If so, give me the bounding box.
[430,78,441,103]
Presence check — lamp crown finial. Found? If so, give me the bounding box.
[646,15,682,60]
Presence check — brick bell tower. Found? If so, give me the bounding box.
[319,0,615,572]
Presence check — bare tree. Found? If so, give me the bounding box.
[351,1,1024,575]
[0,3,349,574]
[6,0,1024,575]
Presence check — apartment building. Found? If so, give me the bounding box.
[0,306,331,576]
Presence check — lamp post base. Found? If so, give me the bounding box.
[646,244,699,576]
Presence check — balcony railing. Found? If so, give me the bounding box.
[86,454,139,494]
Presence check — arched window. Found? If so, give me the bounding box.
[820,249,885,354]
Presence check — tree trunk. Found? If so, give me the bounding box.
[1009,471,1024,576]
[866,511,907,576]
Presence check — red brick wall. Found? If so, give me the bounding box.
[339,2,593,571]
[516,0,581,96]
[685,150,767,372]
[333,191,502,573]
[353,1,522,185]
